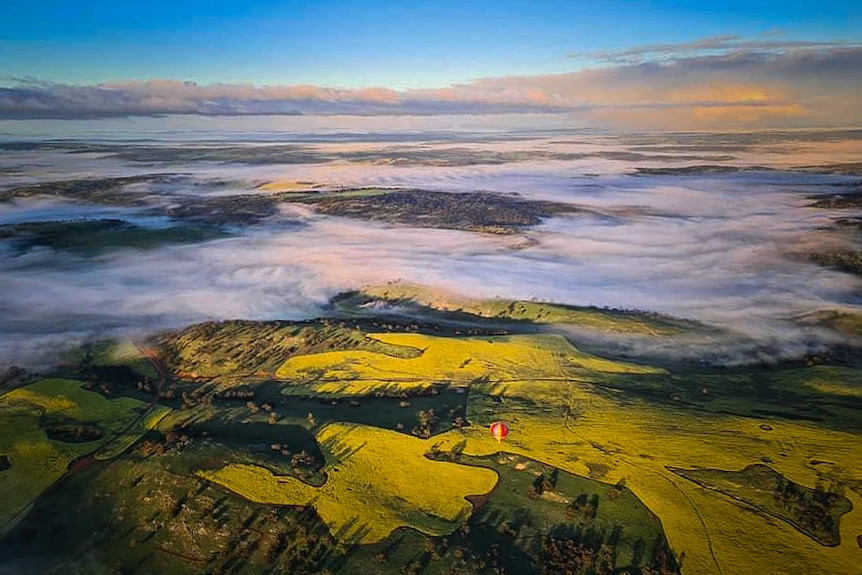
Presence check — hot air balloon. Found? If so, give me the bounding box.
[490,421,509,442]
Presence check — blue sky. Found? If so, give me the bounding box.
[2,0,860,88]
[1,1,861,128]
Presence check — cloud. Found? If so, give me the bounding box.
[1,38,861,129]
[569,35,862,64]
[1,151,860,368]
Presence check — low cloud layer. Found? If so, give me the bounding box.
[1,135,860,368]
[2,38,861,129]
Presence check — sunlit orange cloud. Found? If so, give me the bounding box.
[689,103,806,124]
[434,51,862,128]
[667,86,780,105]
[590,103,807,131]
[590,84,806,129]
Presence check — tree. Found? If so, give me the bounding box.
[531,474,545,498]
[596,543,616,575]
[632,538,646,567]
[545,467,559,490]
[542,536,595,575]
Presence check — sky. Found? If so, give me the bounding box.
[1,1,861,128]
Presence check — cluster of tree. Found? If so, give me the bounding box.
[542,525,677,575]
[267,443,320,472]
[607,479,627,500]
[199,504,342,575]
[179,389,214,410]
[77,357,145,392]
[246,400,272,414]
[541,536,599,575]
[287,450,317,470]
[218,388,256,400]
[773,476,841,537]
[806,250,862,276]
[162,425,193,451]
[359,314,510,337]
[81,381,113,396]
[135,378,155,393]
[529,470,559,499]
[43,423,104,443]
[136,438,168,457]
[412,409,440,438]
[427,439,469,463]
[639,538,679,575]
[372,387,442,400]
[0,365,34,389]
[566,493,600,523]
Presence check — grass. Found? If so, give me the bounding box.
[157,411,329,486]
[359,282,693,335]
[160,378,469,446]
[0,451,344,575]
[94,405,171,460]
[0,378,149,535]
[200,422,499,544]
[93,339,160,380]
[450,452,669,569]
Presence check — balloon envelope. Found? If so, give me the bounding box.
[490,421,509,441]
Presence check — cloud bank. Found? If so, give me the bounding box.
[2,39,861,129]
[1,146,860,368]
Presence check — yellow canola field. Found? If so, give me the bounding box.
[428,375,862,575]
[229,328,862,575]
[275,332,662,395]
[200,422,498,543]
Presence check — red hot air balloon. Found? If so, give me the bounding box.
[490,421,509,442]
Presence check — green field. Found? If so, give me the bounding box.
[349,282,695,335]
[339,451,677,575]
[0,219,227,256]
[0,451,345,575]
[0,378,150,535]
[2,287,862,575]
